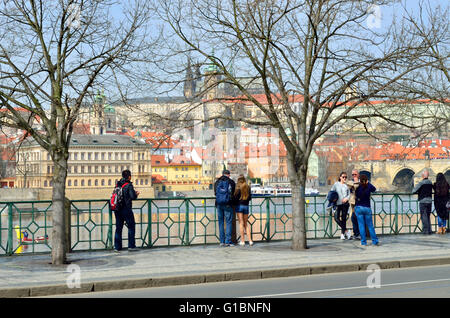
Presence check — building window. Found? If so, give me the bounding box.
[74,180,78,186]
[68,180,72,187]
[95,179,98,186]
[44,180,48,187]
[88,180,91,186]
[108,179,112,186]
[101,179,105,186]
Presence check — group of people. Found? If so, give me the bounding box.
[328,170,379,246]
[329,168,450,246]
[110,168,254,252]
[111,168,449,252]
[214,170,253,247]
[413,170,450,235]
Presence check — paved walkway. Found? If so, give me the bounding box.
[2,233,450,297]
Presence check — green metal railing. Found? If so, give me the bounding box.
[0,193,441,256]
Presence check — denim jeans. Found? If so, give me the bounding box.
[350,207,360,236]
[419,202,432,234]
[355,206,378,245]
[114,209,136,250]
[217,205,234,244]
[438,216,447,228]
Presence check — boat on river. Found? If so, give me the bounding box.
[250,184,319,197]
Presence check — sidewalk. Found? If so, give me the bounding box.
[2,233,450,297]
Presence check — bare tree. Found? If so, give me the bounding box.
[150,0,448,250]
[0,0,153,264]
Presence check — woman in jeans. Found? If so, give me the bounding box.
[433,173,450,234]
[234,175,253,246]
[355,174,379,246]
[331,172,351,240]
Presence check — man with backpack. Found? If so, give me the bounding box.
[214,170,236,247]
[112,170,140,252]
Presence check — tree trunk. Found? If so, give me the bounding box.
[51,153,68,265]
[288,157,308,250]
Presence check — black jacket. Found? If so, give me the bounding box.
[116,178,138,212]
[214,176,236,206]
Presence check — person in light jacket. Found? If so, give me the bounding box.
[331,172,351,240]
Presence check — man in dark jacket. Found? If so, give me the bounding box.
[114,170,140,252]
[412,170,433,235]
[214,170,236,246]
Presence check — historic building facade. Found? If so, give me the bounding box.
[15,134,153,199]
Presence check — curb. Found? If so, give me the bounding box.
[3,256,450,298]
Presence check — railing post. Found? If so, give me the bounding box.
[184,199,190,246]
[107,201,113,249]
[148,199,152,247]
[7,203,13,255]
[265,198,271,242]
[394,195,399,235]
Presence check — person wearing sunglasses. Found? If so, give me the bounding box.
[346,170,361,240]
[331,172,351,240]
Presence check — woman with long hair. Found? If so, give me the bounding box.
[234,175,253,246]
[433,173,450,234]
[331,172,351,240]
[355,174,379,246]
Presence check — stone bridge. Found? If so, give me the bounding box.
[353,159,450,191]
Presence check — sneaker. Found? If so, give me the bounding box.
[227,243,235,247]
[354,235,361,240]
[113,249,121,253]
[249,241,254,246]
[220,243,226,247]
[340,234,346,240]
[239,241,245,246]
[345,231,352,240]
[128,247,139,252]
[372,242,380,246]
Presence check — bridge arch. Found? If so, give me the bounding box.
[392,168,415,192]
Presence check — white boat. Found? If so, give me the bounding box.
[251,184,274,197]
[305,188,320,196]
[251,184,319,197]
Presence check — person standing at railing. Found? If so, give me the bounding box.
[113,170,140,252]
[412,170,433,235]
[347,169,361,240]
[234,175,253,246]
[433,173,450,235]
[331,172,351,240]
[355,174,379,246]
[214,170,236,247]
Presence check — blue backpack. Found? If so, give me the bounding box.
[216,179,232,205]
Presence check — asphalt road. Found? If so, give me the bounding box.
[44,263,450,298]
